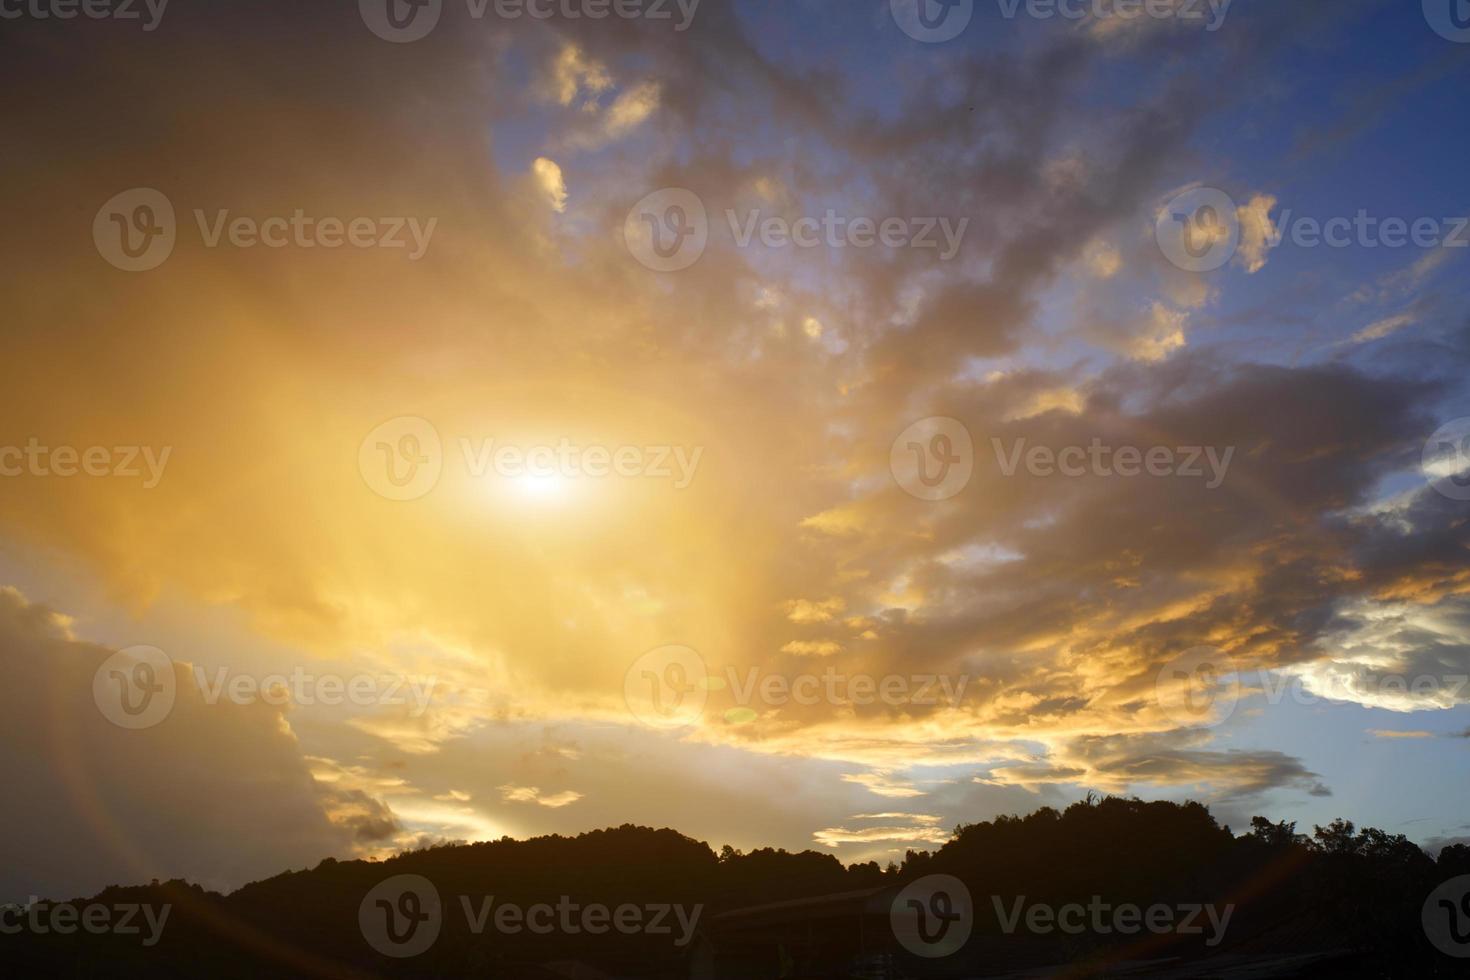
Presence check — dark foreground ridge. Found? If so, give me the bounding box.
[4,796,1469,978]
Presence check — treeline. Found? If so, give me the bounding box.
[3,796,1466,977]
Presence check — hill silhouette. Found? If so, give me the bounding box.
[4,796,1469,978]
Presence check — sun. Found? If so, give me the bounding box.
[509,472,573,501]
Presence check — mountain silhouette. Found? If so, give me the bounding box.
[4,796,1468,978]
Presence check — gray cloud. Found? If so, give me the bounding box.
[0,589,356,903]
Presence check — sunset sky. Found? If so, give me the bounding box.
[3,0,1469,905]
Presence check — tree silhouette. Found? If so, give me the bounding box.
[4,797,1466,977]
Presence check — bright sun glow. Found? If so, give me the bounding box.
[511,472,573,500]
